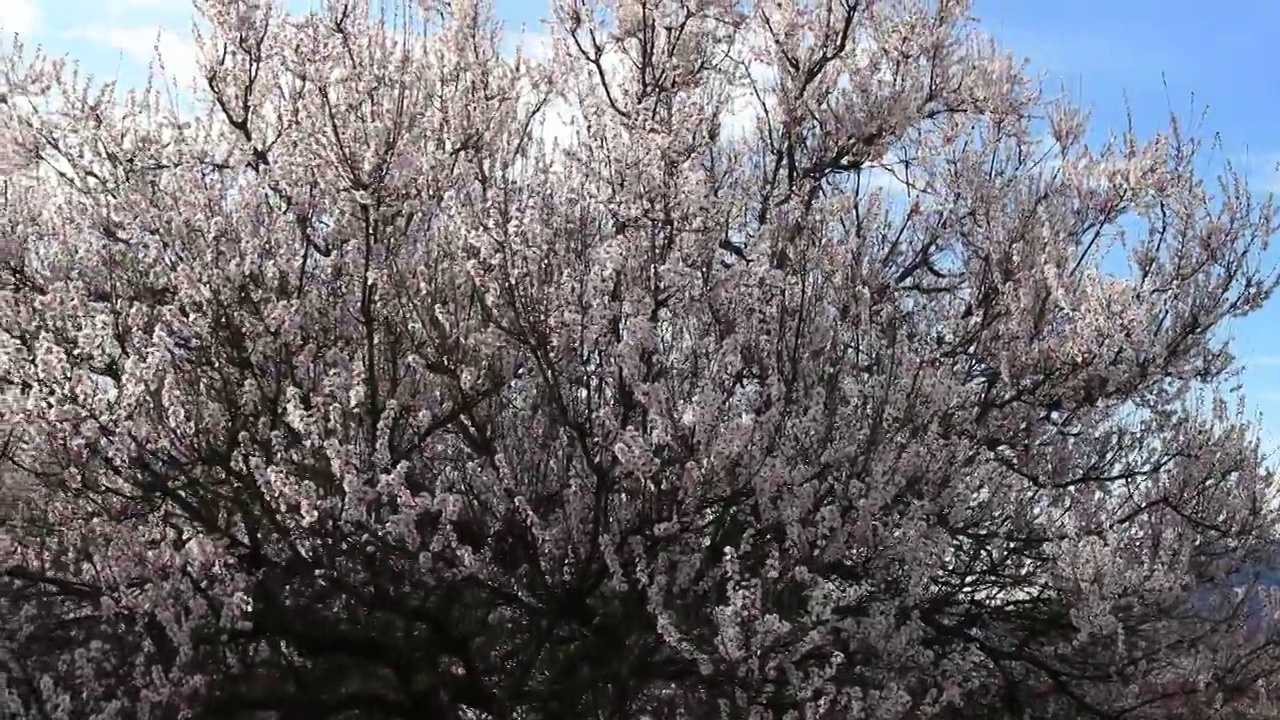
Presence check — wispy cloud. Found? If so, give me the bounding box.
[107,0,175,9]
[64,25,201,90]
[991,25,1181,81]
[1249,155,1280,196]
[0,0,39,37]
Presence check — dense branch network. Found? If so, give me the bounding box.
[0,0,1278,718]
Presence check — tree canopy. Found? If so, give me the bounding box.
[1,0,1280,718]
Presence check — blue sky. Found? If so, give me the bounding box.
[4,0,1280,448]
[978,0,1280,455]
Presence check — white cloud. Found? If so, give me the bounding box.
[1264,169,1280,196]
[507,27,552,62]
[0,0,39,37]
[108,0,174,9]
[507,32,579,150]
[64,25,201,91]
[503,23,912,207]
[1225,149,1280,198]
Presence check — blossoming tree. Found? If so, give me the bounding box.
[2,0,1280,717]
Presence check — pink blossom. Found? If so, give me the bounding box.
[0,0,1277,718]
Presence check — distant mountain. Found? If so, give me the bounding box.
[1188,556,1280,642]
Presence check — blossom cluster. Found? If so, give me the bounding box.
[0,0,1278,718]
